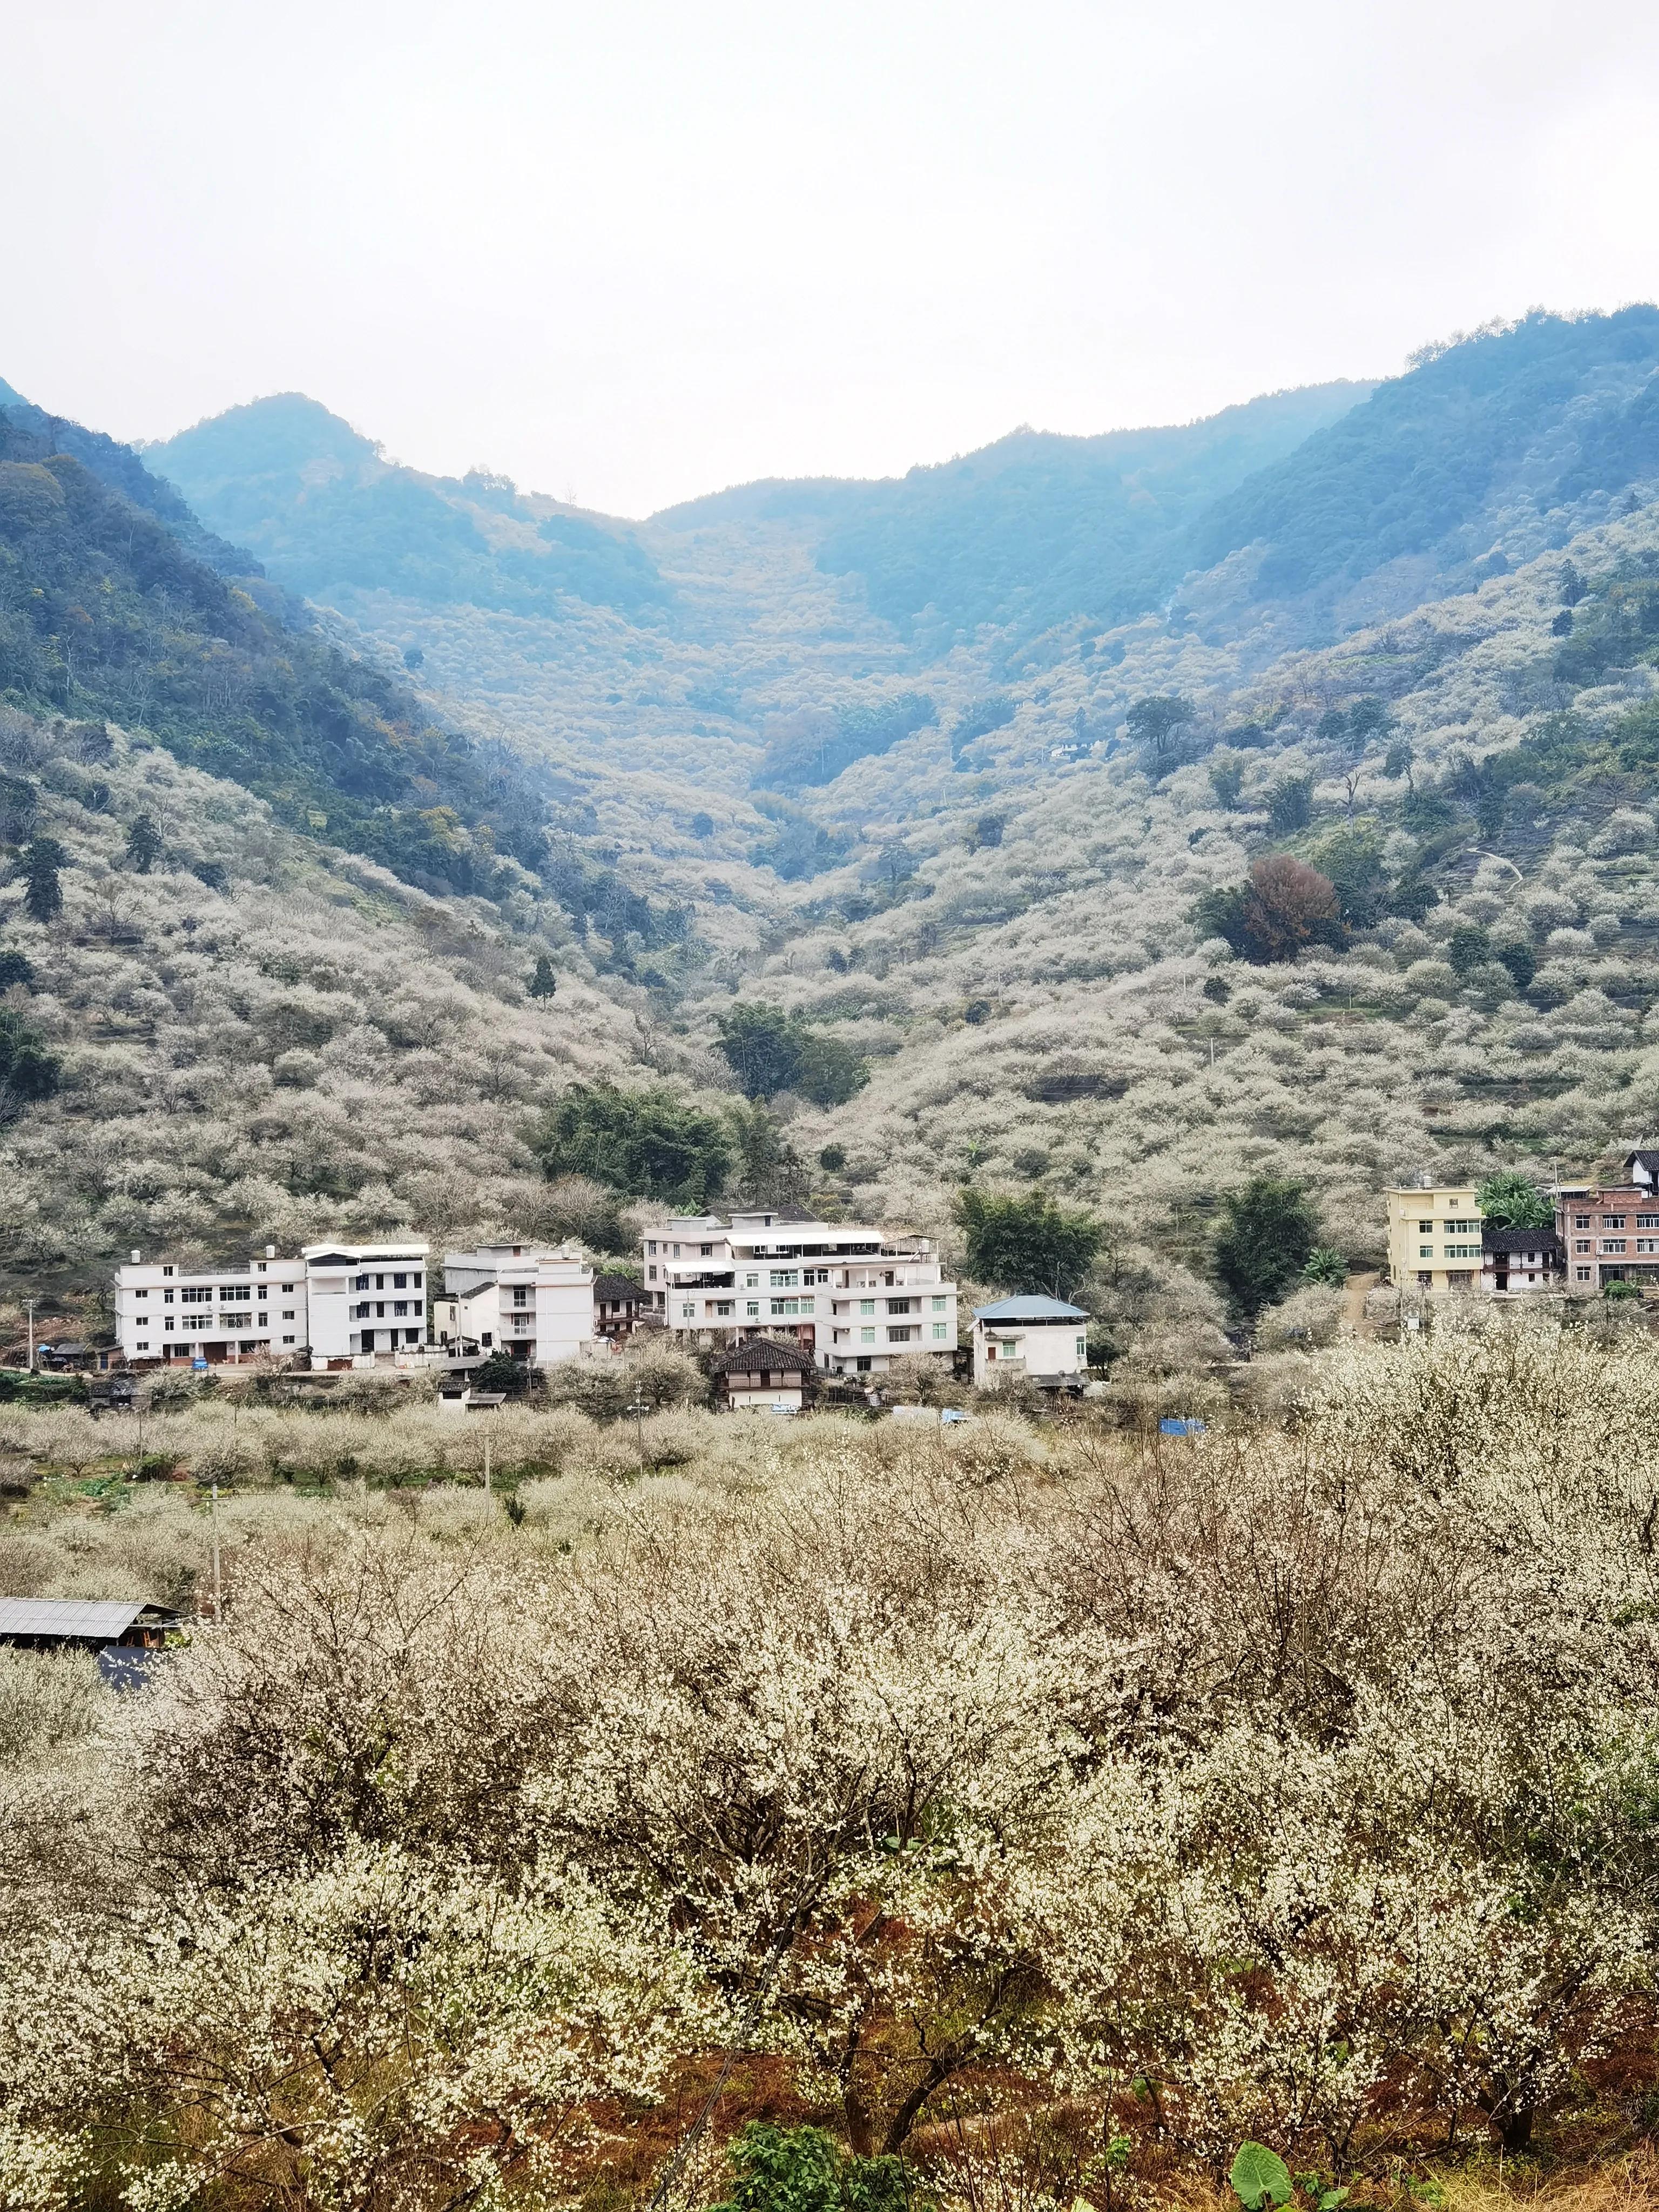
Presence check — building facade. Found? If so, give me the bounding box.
[1480,1225,1566,1294]
[972,1296,1090,1387]
[113,1246,310,1365]
[639,1211,958,1377]
[434,1245,595,1365]
[1383,1186,1485,1292]
[1554,1155,1659,1290]
[113,1242,435,1367]
[302,1242,432,1359]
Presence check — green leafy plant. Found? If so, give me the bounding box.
[709,2123,919,2212]
[1229,2143,1293,2211]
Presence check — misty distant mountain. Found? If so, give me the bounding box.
[659,382,1377,646]
[1181,306,1659,633]
[150,394,669,621]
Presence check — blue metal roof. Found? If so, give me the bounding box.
[973,1295,1089,1322]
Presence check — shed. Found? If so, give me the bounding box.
[0,1598,179,1651]
[711,1338,817,1414]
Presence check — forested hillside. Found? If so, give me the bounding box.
[12,313,1659,1366]
[150,393,668,618]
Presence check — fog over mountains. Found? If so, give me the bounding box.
[7,307,1659,1338]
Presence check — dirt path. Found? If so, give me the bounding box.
[1345,1270,1380,1338]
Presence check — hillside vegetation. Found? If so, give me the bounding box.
[7,1321,1659,2207]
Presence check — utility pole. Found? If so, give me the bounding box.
[628,1393,648,1467]
[210,1482,222,1623]
[483,1430,491,1495]
[24,1299,36,1371]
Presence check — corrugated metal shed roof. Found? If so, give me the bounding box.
[0,1597,159,1639]
[973,1295,1090,1322]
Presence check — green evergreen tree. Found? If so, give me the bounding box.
[125,814,163,873]
[1214,1176,1321,1319]
[528,954,558,999]
[21,838,66,923]
[955,1187,1101,1296]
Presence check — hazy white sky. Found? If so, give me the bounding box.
[5,0,1659,516]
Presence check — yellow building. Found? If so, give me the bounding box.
[1384,1185,1484,1293]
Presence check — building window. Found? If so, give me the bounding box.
[282,1309,294,1320]
[136,1341,148,1351]
[888,1326,915,1343]
[393,1301,408,1317]
[162,1265,173,1278]
[1575,1239,1591,1253]
[180,1286,211,1304]
[1639,1240,1659,1255]
[647,1240,658,1256]
[1419,1245,1433,1258]
[745,1273,759,1289]
[1602,1240,1628,1254]
[648,1265,657,1282]
[932,1323,948,1340]
[1445,1244,1480,1260]
[771,1270,799,1289]
[860,1299,875,1316]
[393,1272,407,1289]
[860,1327,875,1344]
[282,1334,295,1344]
[163,1289,174,1304]
[932,1296,947,1312]
[164,1319,174,1333]
[887,1298,913,1315]
[1418,1219,1434,1233]
[512,1286,529,1306]
[1639,1216,1659,1231]
[134,1288,148,1300]
[715,1301,733,1317]
[681,1303,695,1320]
[354,1274,370,1291]
[1576,1266,1592,1281]
[1604,1216,1628,1229]
[1417,1271,1433,1286]
[1076,1337,1088,1359]
[700,1244,712,1257]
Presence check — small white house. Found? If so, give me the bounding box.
[435,1245,595,1368]
[972,1295,1090,1389]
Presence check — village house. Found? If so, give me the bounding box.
[972,1295,1091,1389]
[1480,1224,1566,1294]
[112,1241,431,1368]
[1554,1151,1659,1290]
[709,1338,817,1413]
[1383,1185,1484,1292]
[434,1245,596,1367]
[638,1210,958,1378]
[592,1272,651,1340]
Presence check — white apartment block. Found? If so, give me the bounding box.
[113,1245,309,1365]
[640,1210,958,1376]
[112,1241,434,1367]
[434,1245,596,1366]
[972,1296,1091,1388]
[304,1242,432,1359]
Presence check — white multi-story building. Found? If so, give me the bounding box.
[113,1246,310,1365]
[114,1242,436,1366]
[302,1242,432,1359]
[434,1245,596,1366]
[639,1211,957,1377]
[972,1296,1091,1388]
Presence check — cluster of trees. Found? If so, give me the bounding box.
[6,1324,1659,2205]
[758,694,937,791]
[714,1002,869,1107]
[954,1185,1101,1296]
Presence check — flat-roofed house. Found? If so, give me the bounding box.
[639,1210,957,1378]
[435,1245,595,1367]
[972,1296,1090,1389]
[1383,1185,1484,1293]
[113,1246,311,1366]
